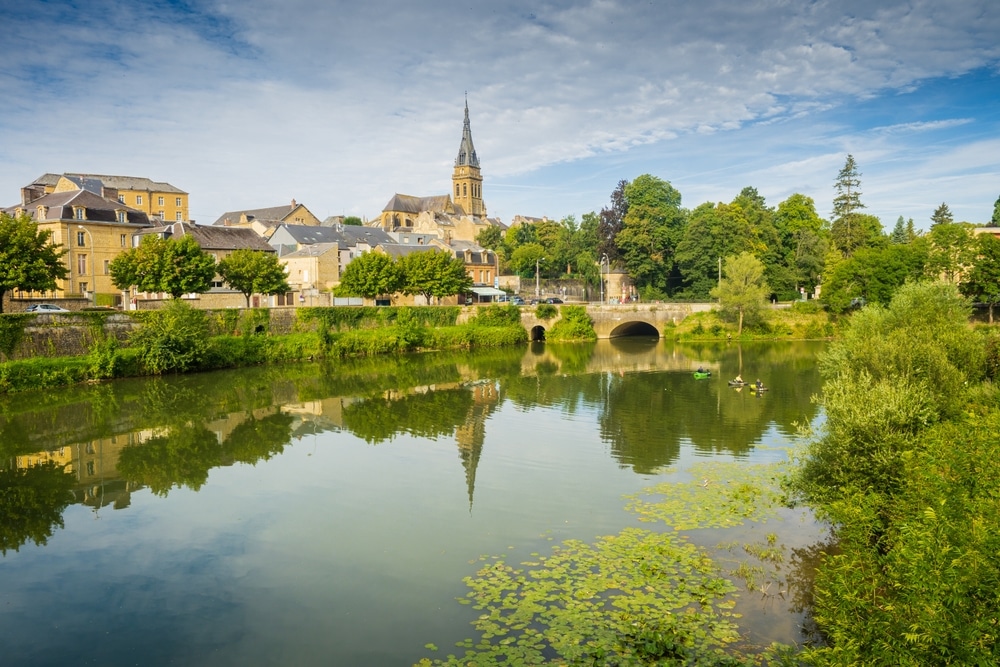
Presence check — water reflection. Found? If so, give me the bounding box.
[0,340,823,548]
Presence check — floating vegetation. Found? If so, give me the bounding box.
[416,459,803,666]
[624,461,788,530]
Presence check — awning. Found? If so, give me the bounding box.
[469,286,507,297]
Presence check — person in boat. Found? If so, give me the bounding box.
[755,378,763,391]
[734,374,743,384]
[697,366,706,374]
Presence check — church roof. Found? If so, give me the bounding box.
[382,193,457,215]
[454,99,480,168]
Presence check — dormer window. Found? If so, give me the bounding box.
[36,205,46,220]
[117,210,127,223]
[74,206,86,220]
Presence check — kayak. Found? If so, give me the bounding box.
[728,380,745,387]
[749,385,769,393]
[693,371,711,379]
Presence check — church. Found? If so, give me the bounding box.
[376,101,504,243]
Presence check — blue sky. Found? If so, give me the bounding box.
[1,0,998,230]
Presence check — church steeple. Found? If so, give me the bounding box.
[452,97,485,217]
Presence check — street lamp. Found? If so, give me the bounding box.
[535,257,544,298]
[600,253,609,305]
[78,225,94,305]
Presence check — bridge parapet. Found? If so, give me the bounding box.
[519,302,712,339]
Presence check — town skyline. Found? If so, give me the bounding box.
[2,0,998,229]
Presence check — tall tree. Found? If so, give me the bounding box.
[110,235,216,299]
[216,249,291,307]
[992,195,1000,227]
[831,154,868,256]
[597,179,628,264]
[930,202,954,227]
[398,249,473,304]
[961,232,1000,322]
[710,251,770,335]
[775,194,829,295]
[675,201,757,299]
[335,251,403,301]
[615,175,686,296]
[0,212,68,313]
[925,222,974,283]
[889,216,909,244]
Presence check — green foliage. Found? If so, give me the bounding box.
[0,314,31,358]
[710,252,770,335]
[0,212,68,313]
[676,202,759,298]
[469,304,521,328]
[960,232,1000,322]
[821,242,928,313]
[110,234,217,298]
[534,303,557,319]
[216,249,291,307]
[925,221,974,283]
[616,175,687,294]
[335,251,403,299]
[398,249,473,303]
[0,462,76,554]
[129,300,210,374]
[547,305,597,341]
[0,356,93,393]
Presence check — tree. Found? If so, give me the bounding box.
[398,249,473,304]
[820,242,928,313]
[597,179,628,264]
[930,202,954,227]
[925,222,974,283]
[216,249,291,307]
[615,175,687,296]
[675,202,757,299]
[710,251,770,334]
[110,234,216,299]
[961,232,1000,322]
[889,216,909,244]
[343,216,363,226]
[335,251,403,301]
[992,195,1000,227]
[0,212,68,313]
[775,193,829,295]
[831,154,871,256]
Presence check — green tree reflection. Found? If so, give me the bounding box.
[0,462,75,554]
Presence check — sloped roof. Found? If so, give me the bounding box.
[212,204,296,226]
[6,189,150,225]
[276,223,395,247]
[140,222,274,252]
[31,172,186,194]
[382,193,454,214]
[280,242,343,258]
[378,244,441,259]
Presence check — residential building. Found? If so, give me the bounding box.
[23,173,189,223]
[212,200,322,237]
[5,187,153,305]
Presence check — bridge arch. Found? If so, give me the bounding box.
[528,325,546,342]
[607,321,660,338]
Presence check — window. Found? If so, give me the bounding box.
[77,255,87,275]
[463,184,467,196]
[103,260,110,275]
[77,231,86,246]
[158,211,164,219]
[120,234,127,247]
[158,196,164,206]
[86,461,96,476]
[176,211,183,221]
[455,184,460,197]
[136,195,143,205]
[74,207,85,220]
[117,210,127,223]
[79,282,88,294]
[175,197,182,207]
[118,195,125,203]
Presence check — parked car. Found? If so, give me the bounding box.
[545,297,564,304]
[26,303,70,313]
[510,296,525,306]
[496,294,510,303]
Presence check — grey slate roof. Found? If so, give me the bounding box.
[280,242,343,258]
[274,223,395,248]
[5,189,151,225]
[139,222,274,252]
[378,244,441,259]
[31,172,186,194]
[381,193,457,215]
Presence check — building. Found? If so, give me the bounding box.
[23,173,189,223]
[212,200,322,237]
[376,101,505,244]
[5,187,153,306]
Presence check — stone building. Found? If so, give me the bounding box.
[212,200,322,237]
[22,173,189,223]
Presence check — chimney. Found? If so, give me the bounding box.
[291,198,297,208]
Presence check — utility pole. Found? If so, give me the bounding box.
[535,257,544,298]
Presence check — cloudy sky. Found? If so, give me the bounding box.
[2,0,998,230]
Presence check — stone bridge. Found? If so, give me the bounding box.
[520,302,714,341]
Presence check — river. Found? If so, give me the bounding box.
[0,339,827,665]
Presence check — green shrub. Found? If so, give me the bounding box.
[0,357,92,393]
[470,304,521,328]
[548,305,596,341]
[0,314,31,358]
[790,299,822,314]
[129,300,210,374]
[535,304,558,319]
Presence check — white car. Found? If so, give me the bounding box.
[26,303,70,313]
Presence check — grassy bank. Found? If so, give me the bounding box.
[671,301,839,341]
[0,304,528,395]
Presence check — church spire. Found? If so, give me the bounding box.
[455,97,479,168]
[452,97,485,217]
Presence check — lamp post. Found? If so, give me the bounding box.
[600,253,608,305]
[535,257,544,298]
[78,225,95,305]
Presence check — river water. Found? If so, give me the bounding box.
[0,339,827,665]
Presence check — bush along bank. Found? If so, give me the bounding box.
[0,303,529,395]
